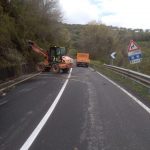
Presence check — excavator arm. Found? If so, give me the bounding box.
[28,40,48,59]
[27,40,73,73]
[28,40,49,71]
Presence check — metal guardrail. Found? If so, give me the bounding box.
[104,64,150,88]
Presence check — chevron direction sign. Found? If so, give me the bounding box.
[111,52,116,59]
[128,40,142,64]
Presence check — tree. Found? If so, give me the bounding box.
[0,0,71,68]
[78,24,115,62]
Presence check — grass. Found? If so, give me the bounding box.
[90,60,150,101]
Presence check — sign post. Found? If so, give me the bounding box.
[110,52,116,65]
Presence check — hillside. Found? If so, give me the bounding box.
[0,1,150,80]
[65,24,150,75]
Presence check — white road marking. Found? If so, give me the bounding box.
[2,93,6,96]
[96,71,150,114]
[0,100,8,106]
[20,68,72,150]
[89,67,95,72]
[0,73,41,93]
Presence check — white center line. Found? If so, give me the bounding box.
[20,68,72,150]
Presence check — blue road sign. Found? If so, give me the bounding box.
[128,53,142,61]
[128,53,142,64]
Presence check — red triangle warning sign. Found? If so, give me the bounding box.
[128,40,140,51]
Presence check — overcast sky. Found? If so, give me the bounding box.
[59,0,150,29]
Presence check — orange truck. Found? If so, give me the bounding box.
[76,53,90,67]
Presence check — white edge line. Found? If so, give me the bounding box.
[0,73,41,93]
[20,68,72,150]
[96,71,150,114]
[89,67,94,71]
[0,100,8,106]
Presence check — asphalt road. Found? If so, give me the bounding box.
[0,67,150,150]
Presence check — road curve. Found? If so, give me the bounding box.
[0,67,150,150]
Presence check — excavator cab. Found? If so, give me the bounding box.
[48,46,67,63]
[47,46,71,73]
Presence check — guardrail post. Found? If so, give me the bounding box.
[148,88,150,94]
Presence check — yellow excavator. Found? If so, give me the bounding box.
[28,40,73,73]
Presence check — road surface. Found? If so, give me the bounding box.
[0,67,150,150]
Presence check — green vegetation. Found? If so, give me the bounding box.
[0,0,150,77]
[91,60,150,101]
[0,0,71,69]
[66,23,150,75]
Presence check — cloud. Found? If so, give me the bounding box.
[100,0,150,29]
[59,0,150,29]
[59,0,101,24]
